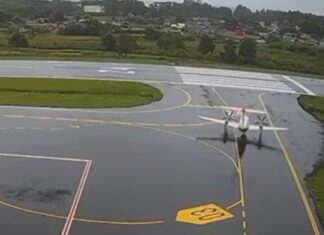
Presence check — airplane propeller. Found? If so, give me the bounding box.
[222,110,235,124]
[254,115,268,129]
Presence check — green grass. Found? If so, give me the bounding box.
[1,31,324,78]
[0,78,162,108]
[299,95,324,227]
[306,167,324,227]
[298,95,324,122]
[29,34,104,50]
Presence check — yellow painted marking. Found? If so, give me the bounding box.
[242,210,246,218]
[1,113,213,129]
[226,200,242,210]
[176,204,234,225]
[258,93,321,235]
[140,125,239,171]
[235,135,245,207]
[0,198,164,225]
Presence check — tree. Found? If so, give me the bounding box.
[157,34,170,50]
[102,33,117,51]
[157,33,186,51]
[145,28,160,41]
[9,32,29,47]
[117,35,138,56]
[222,39,237,63]
[173,35,186,50]
[198,34,214,55]
[234,5,253,23]
[239,37,257,63]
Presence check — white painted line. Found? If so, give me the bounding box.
[282,75,315,95]
[50,127,65,131]
[176,66,276,80]
[55,117,80,122]
[29,116,53,120]
[181,76,290,88]
[183,81,296,93]
[14,127,26,130]
[31,127,43,130]
[98,69,134,75]
[2,114,25,119]
[0,152,89,163]
[61,160,92,235]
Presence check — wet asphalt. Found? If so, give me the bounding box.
[0,61,323,235]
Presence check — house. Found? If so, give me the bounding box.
[82,1,105,14]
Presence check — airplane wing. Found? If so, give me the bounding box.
[248,125,288,131]
[219,106,266,114]
[199,116,239,129]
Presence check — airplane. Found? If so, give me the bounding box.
[199,107,288,134]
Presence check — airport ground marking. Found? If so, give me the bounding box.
[0,152,88,163]
[281,75,316,96]
[1,113,216,128]
[61,160,92,235]
[176,203,234,225]
[0,122,243,226]
[213,87,248,235]
[258,92,321,235]
[0,152,165,225]
[185,104,266,114]
[0,152,91,235]
[0,197,166,225]
[212,87,230,106]
[137,124,239,172]
[226,200,242,210]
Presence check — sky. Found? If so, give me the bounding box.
[210,0,324,16]
[145,0,324,16]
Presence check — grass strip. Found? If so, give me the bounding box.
[0,78,162,108]
[299,95,324,228]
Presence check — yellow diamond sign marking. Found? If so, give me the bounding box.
[176,203,234,225]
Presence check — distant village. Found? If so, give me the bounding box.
[13,0,324,51]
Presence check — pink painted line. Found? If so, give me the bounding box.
[61,160,92,235]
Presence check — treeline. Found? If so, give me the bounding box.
[1,0,324,26]
[0,0,80,22]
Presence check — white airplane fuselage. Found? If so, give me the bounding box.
[238,111,250,132]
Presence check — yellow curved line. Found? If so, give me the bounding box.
[74,217,164,225]
[135,125,239,173]
[0,105,242,226]
[0,200,66,220]
[91,86,192,114]
[0,199,165,225]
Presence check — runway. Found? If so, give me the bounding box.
[0,60,323,235]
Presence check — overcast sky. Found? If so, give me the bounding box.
[210,0,324,16]
[146,0,324,16]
